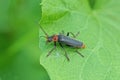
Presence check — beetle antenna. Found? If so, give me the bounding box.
[39,36,46,38]
[39,25,49,37]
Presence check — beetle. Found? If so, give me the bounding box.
[39,26,85,61]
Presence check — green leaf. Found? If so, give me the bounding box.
[39,0,120,80]
[0,51,49,80]
[0,0,50,79]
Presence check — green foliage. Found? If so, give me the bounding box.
[39,0,120,80]
[0,0,49,80]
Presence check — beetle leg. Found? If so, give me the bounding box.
[62,30,65,34]
[46,42,56,57]
[75,50,84,58]
[59,42,70,61]
[67,32,80,38]
[67,32,70,36]
[60,30,65,35]
[75,31,80,38]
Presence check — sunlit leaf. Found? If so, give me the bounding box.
[39,0,120,80]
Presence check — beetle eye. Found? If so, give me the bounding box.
[47,37,52,42]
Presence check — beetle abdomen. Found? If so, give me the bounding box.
[58,35,83,48]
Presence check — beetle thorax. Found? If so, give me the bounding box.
[52,35,58,42]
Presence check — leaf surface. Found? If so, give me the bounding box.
[39,0,120,80]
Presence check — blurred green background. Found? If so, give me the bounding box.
[0,0,50,80]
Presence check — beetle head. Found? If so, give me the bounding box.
[47,36,53,42]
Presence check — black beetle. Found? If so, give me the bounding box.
[40,26,85,61]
